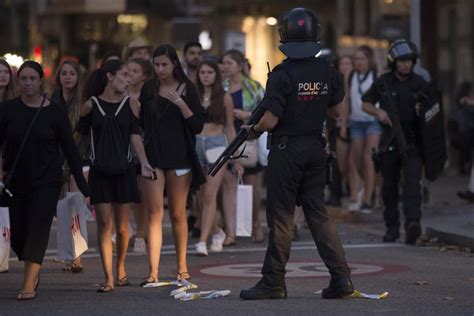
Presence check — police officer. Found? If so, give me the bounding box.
[239,8,353,300]
[361,39,427,244]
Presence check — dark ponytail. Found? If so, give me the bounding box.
[83,59,125,101]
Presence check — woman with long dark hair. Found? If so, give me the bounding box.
[79,59,153,293]
[51,59,87,273]
[139,44,206,284]
[0,61,89,300]
[194,60,238,256]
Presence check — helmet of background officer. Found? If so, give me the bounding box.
[183,41,203,72]
[387,39,418,76]
[278,7,321,59]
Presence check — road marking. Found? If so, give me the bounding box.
[200,262,386,278]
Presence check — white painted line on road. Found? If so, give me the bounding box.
[15,243,404,262]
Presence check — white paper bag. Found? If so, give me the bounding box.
[236,177,253,237]
[258,132,270,167]
[0,207,10,272]
[57,193,89,260]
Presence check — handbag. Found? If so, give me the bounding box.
[237,140,258,168]
[205,146,227,164]
[0,96,45,207]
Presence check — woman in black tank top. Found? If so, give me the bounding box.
[78,60,153,293]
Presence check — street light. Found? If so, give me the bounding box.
[266,17,278,26]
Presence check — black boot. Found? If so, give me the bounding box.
[322,276,354,299]
[240,279,287,300]
[405,222,421,245]
[383,227,400,242]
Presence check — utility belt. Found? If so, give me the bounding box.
[268,130,322,150]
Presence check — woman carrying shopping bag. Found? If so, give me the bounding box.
[221,50,265,244]
[51,59,89,273]
[78,59,153,293]
[0,61,89,300]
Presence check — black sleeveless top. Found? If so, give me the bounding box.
[77,96,140,156]
[139,80,206,170]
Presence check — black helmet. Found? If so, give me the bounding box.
[387,39,418,68]
[278,8,321,59]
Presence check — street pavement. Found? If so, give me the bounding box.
[0,174,473,315]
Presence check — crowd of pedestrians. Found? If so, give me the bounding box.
[0,36,472,300]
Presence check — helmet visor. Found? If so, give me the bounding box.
[390,42,416,59]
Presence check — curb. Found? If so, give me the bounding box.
[425,227,474,251]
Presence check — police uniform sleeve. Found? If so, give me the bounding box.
[260,69,292,118]
[329,66,345,106]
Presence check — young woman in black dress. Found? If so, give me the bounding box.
[51,59,87,273]
[79,59,153,293]
[139,44,206,284]
[0,61,89,300]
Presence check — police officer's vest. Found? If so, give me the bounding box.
[273,58,331,138]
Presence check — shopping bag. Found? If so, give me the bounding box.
[258,132,270,167]
[57,192,89,260]
[236,177,253,237]
[0,207,10,272]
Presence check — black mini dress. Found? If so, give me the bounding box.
[77,96,140,204]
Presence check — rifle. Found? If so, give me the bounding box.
[208,63,271,177]
[380,80,408,155]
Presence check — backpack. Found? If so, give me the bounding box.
[89,96,132,175]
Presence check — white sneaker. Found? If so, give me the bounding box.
[210,228,226,252]
[195,241,208,256]
[348,201,361,212]
[133,237,147,254]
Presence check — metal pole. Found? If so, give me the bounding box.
[410,0,421,48]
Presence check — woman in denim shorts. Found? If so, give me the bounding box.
[347,46,381,213]
[194,60,240,256]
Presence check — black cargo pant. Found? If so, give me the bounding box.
[380,146,423,232]
[261,138,351,287]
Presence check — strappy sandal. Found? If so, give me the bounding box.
[177,272,191,280]
[17,292,36,300]
[71,263,84,273]
[223,236,236,246]
[96,285,114,293]
[116,276,130,286]
[140,276,158,287]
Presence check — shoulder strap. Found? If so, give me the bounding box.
[114,96,129,116]
[6,96,46,183]
[90,97,106,116]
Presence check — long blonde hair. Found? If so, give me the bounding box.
[0,59,17,102]
[55,59,82,130]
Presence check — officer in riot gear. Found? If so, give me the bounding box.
[239,7,354,300]
[361,39,427,244]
